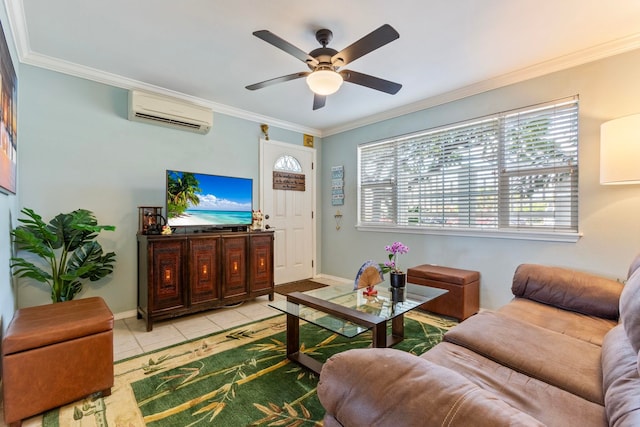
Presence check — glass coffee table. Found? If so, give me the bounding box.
[269,283,447,374]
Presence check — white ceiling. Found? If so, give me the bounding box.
[6,0,640,136]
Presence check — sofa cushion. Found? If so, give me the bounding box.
[444,310,604,404]
[318,348,544,427]
[512,264,622,320]
[423,342,607,427]
[602,324,640,426]
[498,298,616,346]
[620,269,640,353]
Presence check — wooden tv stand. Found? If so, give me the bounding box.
[137,230,274,331]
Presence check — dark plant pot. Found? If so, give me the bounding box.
[390,286,405,302]
[390,272,406,288]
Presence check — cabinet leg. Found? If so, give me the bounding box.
[269,292,275,301]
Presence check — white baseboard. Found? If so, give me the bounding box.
[114,309,138,321]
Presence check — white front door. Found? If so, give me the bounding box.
[260,139,315,284]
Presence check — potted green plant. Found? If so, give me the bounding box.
[10,207,117,302]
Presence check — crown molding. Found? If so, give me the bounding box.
[322,33,640,136]
[4,0,29,61]
[21,51,323,137]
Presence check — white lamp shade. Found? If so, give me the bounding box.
[600,114,640,185]
[306,70,343,96]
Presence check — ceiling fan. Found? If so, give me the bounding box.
[246,24,402,110]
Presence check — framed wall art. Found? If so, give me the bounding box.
[0,20,17,195]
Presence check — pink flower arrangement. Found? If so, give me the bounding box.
[380,241,409,274]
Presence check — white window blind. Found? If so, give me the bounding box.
[358,97,579,234]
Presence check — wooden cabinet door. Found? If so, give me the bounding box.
[189,236,219,304]
[150,238,186,311]
[250,234,273,292]
[222,235,248,298]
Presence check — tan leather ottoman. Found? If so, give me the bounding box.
[407,264,480,321]
[2,297,114,427]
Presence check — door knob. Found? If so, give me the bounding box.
[265,214,270,220]
[265,224,271,229]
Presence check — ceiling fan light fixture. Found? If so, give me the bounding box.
[306,69,343,95]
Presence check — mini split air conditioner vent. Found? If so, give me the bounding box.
[132,112,203,130]
[128,90,213,134]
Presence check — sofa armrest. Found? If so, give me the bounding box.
[317,348,544,427]
[602,325,640,425]
[512,264,623,319]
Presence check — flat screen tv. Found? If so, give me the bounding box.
[166,170,253,229]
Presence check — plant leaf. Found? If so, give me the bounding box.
[13,208,58,246]
[66,241,116,281]
[48,209,115,253]
[11,227,55,259]
[49,210,92,251]
[58,280,82,302]
[9,257,52,283]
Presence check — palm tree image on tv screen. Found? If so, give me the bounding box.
[166,170,253,228]
[167,171,201,218]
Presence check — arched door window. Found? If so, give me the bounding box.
[274,155,302,172]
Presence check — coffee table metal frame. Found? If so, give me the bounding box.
[270,284,447,374]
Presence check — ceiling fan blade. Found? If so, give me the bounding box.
[340,70,402,94]
[253,30,319,67]
[313,94,326,110]
[246,72,309,90]
[331,24,399,67]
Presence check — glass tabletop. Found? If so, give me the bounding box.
[269,282,447,338]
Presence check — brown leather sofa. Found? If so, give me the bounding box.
[318,261,640,426]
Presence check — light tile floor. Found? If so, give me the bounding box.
[113,293,284,360]
[113,276,348,361]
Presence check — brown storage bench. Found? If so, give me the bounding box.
[407,264,480,321]
[2,297,114,427]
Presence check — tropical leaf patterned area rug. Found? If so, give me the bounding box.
[38,311,456,427]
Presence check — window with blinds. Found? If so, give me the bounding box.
[358,97,579,234]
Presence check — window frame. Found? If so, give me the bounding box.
[356,97,581,243]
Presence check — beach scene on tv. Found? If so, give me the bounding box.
[167,171,253,227]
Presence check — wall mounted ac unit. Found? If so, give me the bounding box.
[128,90,213,134]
